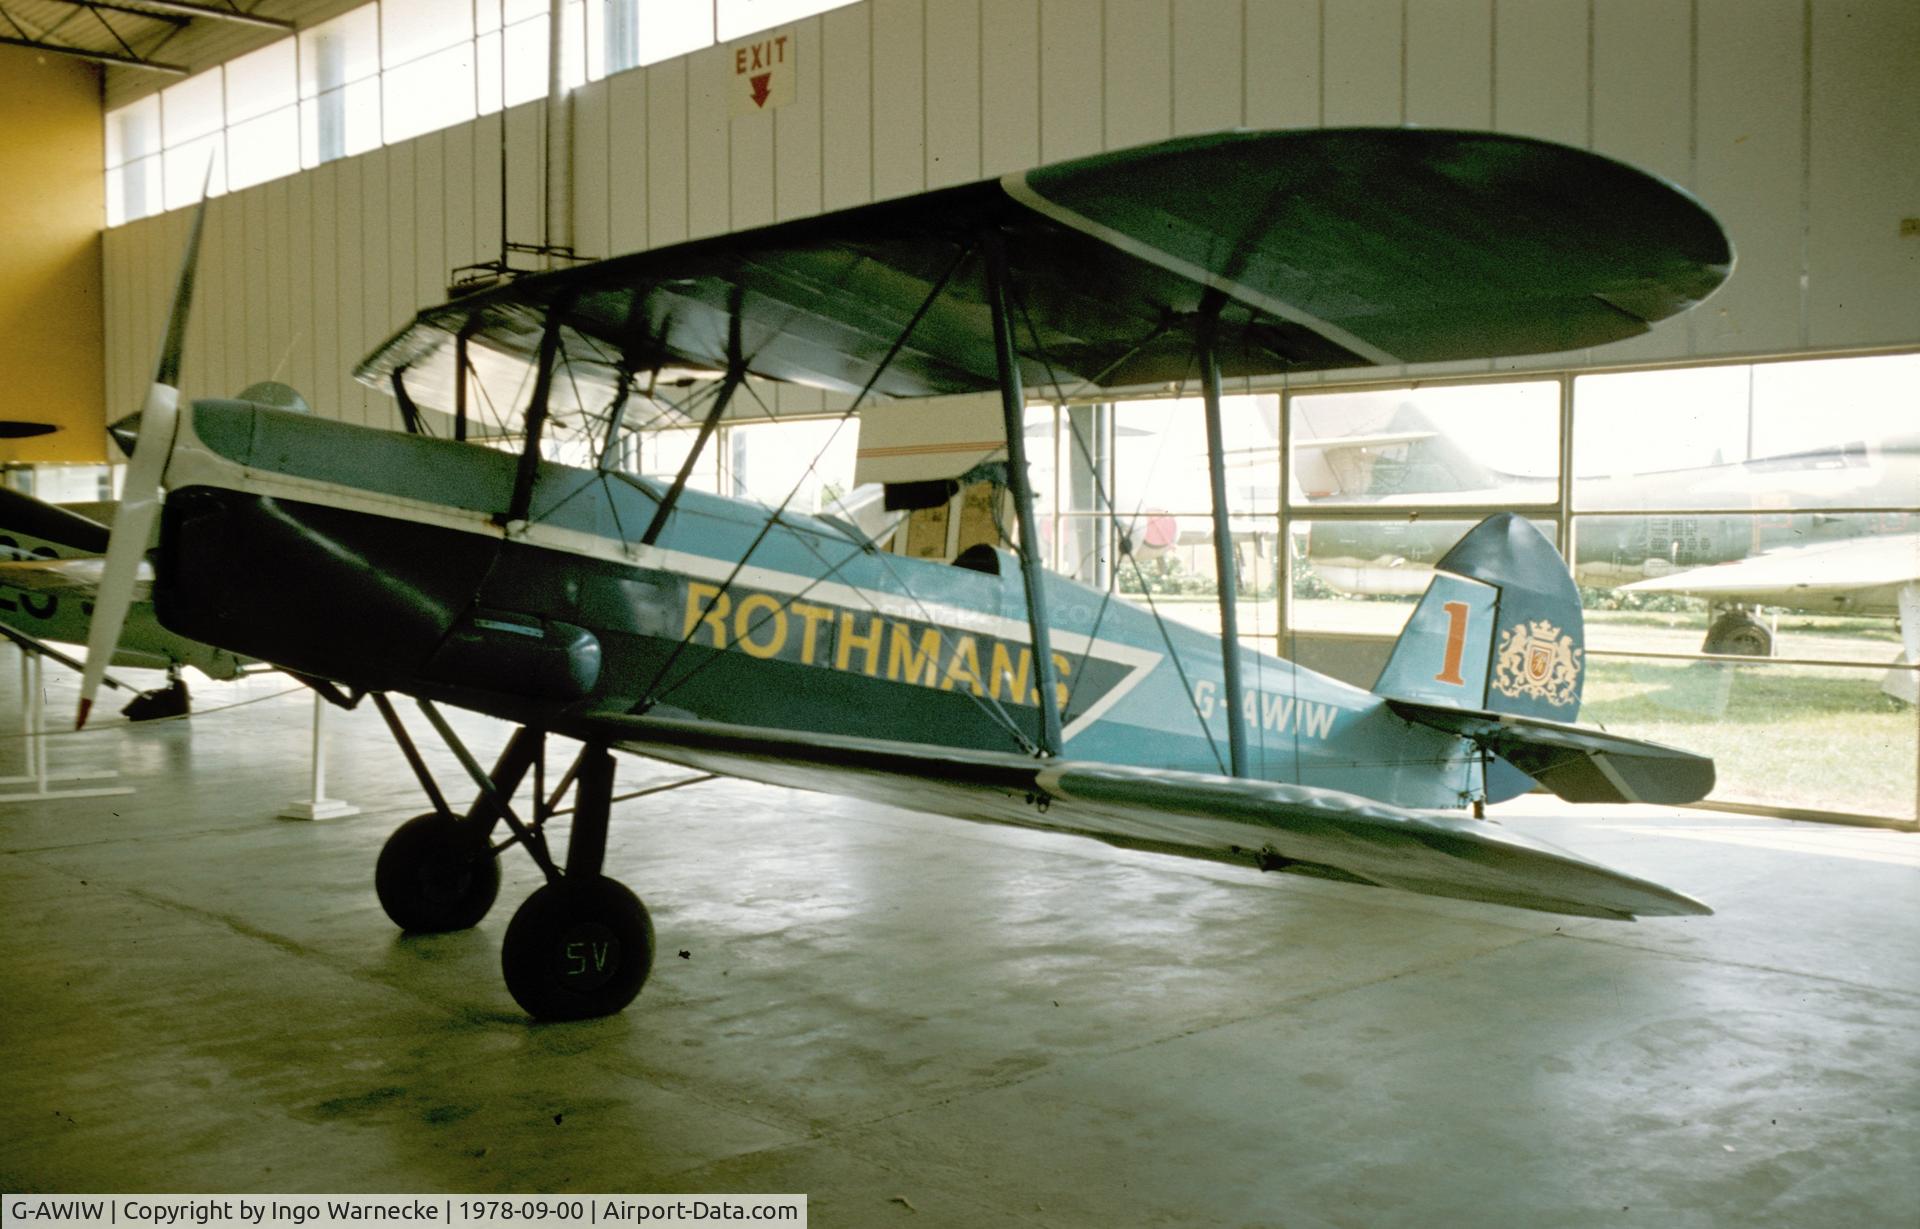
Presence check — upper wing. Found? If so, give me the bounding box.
[576,713,1708,921]
[356,129,1731,420]
[1620,532,1920,614]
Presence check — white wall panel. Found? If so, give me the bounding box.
[333,158,365,425]
[1808,0,1920,346]
[442,121,477,274]
[1695,0,1804,356]
[573,81,612,260]
[980,0,1040,175]
[1591,0,1693,367]
[1406,0,1490,128]
[504,102,546,250]
[925,0,981,188]
[820,2,873,209]
[1039,0,1103,161]
[607,69,650,252]
[286,172,315,407]
[413,132,446,308]
[730,77,777,231]
[1322,0,1400,127]
[871,0,927,201]
[172,204,208,403]
[686,46,733,239]
[265,179,291,386]
[1493,0,1587,145]
[646,58,690,245]
[1105,0,1173,149]
[470,113,503,273]
[307,161,340,421]
[773,17,825,219]
[1171,0,1241,136]
[360,147,392,422]
[1242,0,1318,129]
[245,189,272,393]
[221,193,248,400]
[386,142,417,333]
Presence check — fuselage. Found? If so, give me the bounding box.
[152,401,1480,810]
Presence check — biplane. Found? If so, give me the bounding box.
[75,129,1733,1019]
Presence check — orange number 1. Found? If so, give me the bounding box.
[1434,600,1470,686]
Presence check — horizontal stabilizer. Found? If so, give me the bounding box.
[0,556,152,601]
[580,713,1709,920]
[1387,699,1714,805]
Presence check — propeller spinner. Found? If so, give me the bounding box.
[77,198,210,729]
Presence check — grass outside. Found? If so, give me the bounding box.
[1580,657,1917,819]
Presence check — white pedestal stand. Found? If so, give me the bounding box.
[0,649,136,802]
[279,691,361,821]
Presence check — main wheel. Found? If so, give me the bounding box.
[1703,609,1773,656]
[500,876,655,1021]
[374,812,502,932]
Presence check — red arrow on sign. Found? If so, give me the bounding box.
[750,73,772,107]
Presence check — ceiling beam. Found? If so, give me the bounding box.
[93,0,292,30]
[44,0,191,27]
[0,31,187,72]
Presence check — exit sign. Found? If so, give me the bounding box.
[729,27,796,117]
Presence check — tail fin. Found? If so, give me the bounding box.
[1374,513,1585,720]
[1373,515,1714,806]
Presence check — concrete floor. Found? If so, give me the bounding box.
[2,658,1917,1227]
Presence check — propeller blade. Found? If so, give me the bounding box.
[0,421,58,439]
[77,198,210,730]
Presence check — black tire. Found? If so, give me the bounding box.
[374,812,502,932]
[1703,610,1773,657]
[500,877,655,1021]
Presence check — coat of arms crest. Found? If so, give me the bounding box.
[1493,618,1582,707]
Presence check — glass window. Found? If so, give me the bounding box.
[717,0,857,42]
[725,417,858,514]
[1570,511,1912,665]
[593,0,640,77]
[162,135,227,209]
[383,0,474,68]
[106,158,162,227]
[638,0,715,65]
[226,108,300,190]
[301,80,382,167]
[1113,395,1280,517]
[384,44,478,143]
[1114,517,1282,638]
[225,39,296,124]
[1291,381,1559,507]
[1573,355,1920,511]
[301,6,382,165]
[299,7,380,98]
[1291,517,1560,635]
[105,96,160,170]
[161,70,224,146]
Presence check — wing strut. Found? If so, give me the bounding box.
[983,229,1062,757]
[1199,312,1248,777]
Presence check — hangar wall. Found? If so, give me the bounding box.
[100,0,1919,429]
[0,46,105,465]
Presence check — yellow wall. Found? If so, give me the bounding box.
[0,45,105,465]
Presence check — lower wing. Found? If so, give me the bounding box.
[575,713,1709,921]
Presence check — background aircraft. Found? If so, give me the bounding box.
[0,485,244,717]
[1297,403,1919,668]
[80,128,1732,1020]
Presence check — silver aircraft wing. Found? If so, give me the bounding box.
[577,713,1709,921]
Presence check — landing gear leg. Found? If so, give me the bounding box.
[122,668,190,721]
[371,706,539,932]
[500,742,655,1021]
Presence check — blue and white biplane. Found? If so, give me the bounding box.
[72,129,1733,1019]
